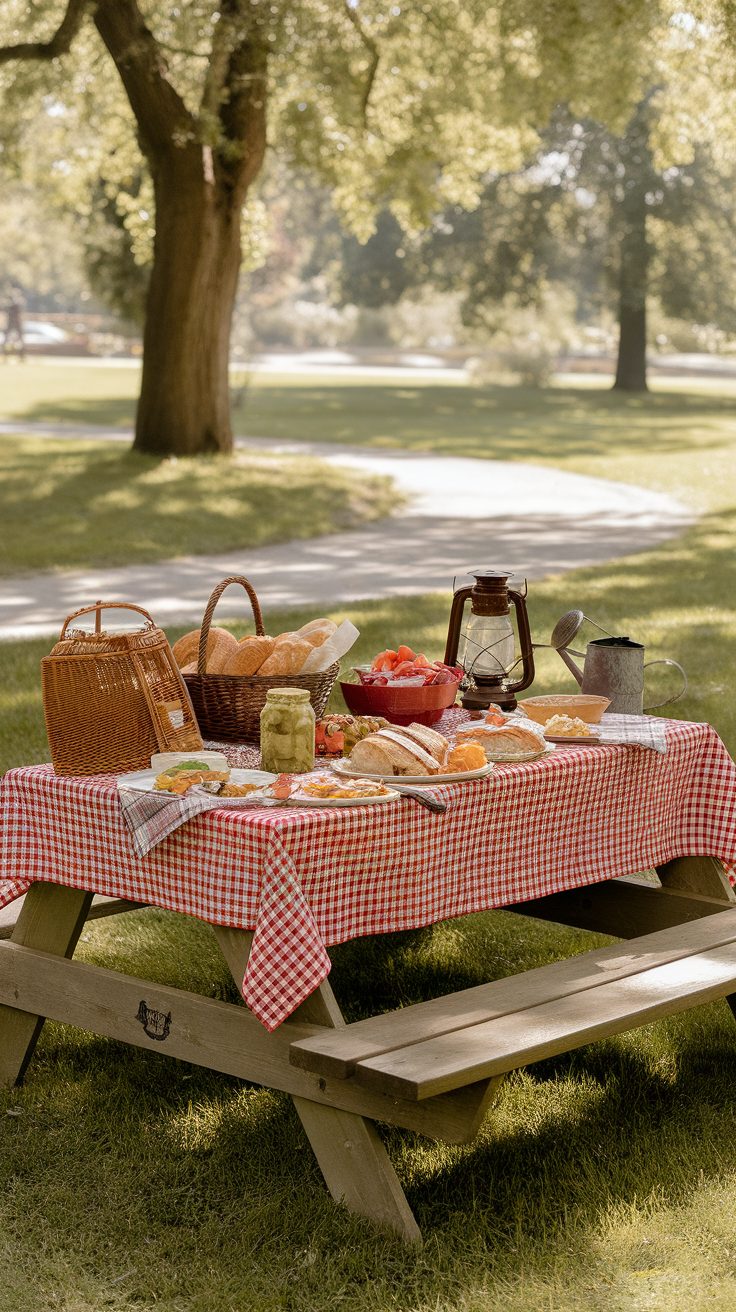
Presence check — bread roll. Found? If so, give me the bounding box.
[273,631,297,645]
[180,661,198,675]
[297,618,337,647]
[301,623,337,648]
[258,637,312,676]
[206,628,240,673]
[172,626,237,671]
[223,635,275,676]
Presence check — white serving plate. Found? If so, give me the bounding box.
[118,767,277,794]
[487,747,553,763]
[288,789,401,807]
[333,761,493,786]
[544,734,601,746]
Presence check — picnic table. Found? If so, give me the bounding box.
[1,710,736,1244]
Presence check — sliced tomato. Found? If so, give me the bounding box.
[371,648,398,671]
[396,644,416,663]
[392,660,420,677]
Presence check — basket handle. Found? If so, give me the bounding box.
[197,576,265,674]
[59,600,157,638]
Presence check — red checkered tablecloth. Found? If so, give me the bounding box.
[1,714,735,1030]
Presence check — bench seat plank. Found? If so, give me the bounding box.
[355,939,736,1100]
[290,909,736,1080]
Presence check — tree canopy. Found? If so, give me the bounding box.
[2,2,735,445]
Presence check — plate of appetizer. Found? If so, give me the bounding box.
[541,714,602,746]
[287,772,401,806]
[119,757,277,798]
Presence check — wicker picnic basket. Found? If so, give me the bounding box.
[42,601,203,776]
[182,576,339,744]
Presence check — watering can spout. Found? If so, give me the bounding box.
[557,647,584,685]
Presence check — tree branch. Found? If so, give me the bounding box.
[343,1,380,124]
[216,1,268,198]
[92,0,195,158]
[0,0,90,64]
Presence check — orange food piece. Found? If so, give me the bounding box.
[445,743,487,772]
[413,653,431,667]
[396,644,416,663]
[485,709,506,726]
[371,649,398,671]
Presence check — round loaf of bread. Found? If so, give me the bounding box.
[258,637,313,676]
[223,635,275,676]
[172,626,237,671]
[206,628,240,673]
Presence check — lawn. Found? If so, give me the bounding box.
[0,436,397,574]
[2,366,736,1310]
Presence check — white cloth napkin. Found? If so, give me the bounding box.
[118,785,270,858]
[595,712,668,752]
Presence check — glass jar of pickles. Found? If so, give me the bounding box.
[260,688,315,774]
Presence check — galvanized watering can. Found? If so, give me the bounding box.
[547,611,687,715]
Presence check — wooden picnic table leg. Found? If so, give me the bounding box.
[0,883,93,1086]
[657,856,736,1024]
[214,926,423,1245]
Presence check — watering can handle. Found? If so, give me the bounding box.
[557,647,584,685]
[643,659,688,711]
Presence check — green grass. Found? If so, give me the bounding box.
[0,436,398,574]
[3,366,736,1309]
[2,903,736,1312]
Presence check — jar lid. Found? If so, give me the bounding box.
[264,687,310,702]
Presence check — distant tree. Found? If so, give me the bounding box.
[0,0,668,453]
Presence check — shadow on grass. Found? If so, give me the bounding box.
[238,382,736,462]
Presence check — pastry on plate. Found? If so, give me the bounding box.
[454,720,546,761]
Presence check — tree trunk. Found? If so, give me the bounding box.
[133,154,241,456]
[612,102,654,393]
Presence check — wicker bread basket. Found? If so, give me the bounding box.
[42,601,203,776]
[183,576,339,744]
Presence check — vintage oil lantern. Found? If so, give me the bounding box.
[444,569,535,711]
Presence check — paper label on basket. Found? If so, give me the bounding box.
[301,620,360,673]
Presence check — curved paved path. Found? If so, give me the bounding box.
[0,426,693,638]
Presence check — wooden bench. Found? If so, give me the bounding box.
[290,909,736,1104]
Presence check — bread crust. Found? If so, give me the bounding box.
[297,619,337,647]
[172,626,237,671]
[258,637,313,676]
[206,629,240,673]
[301,623,337,648]
[349,725,447,775]
[223,635,275,676]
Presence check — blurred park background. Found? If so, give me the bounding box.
[3,4,736,1311]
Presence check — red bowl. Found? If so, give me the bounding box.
[339,679,460,726]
